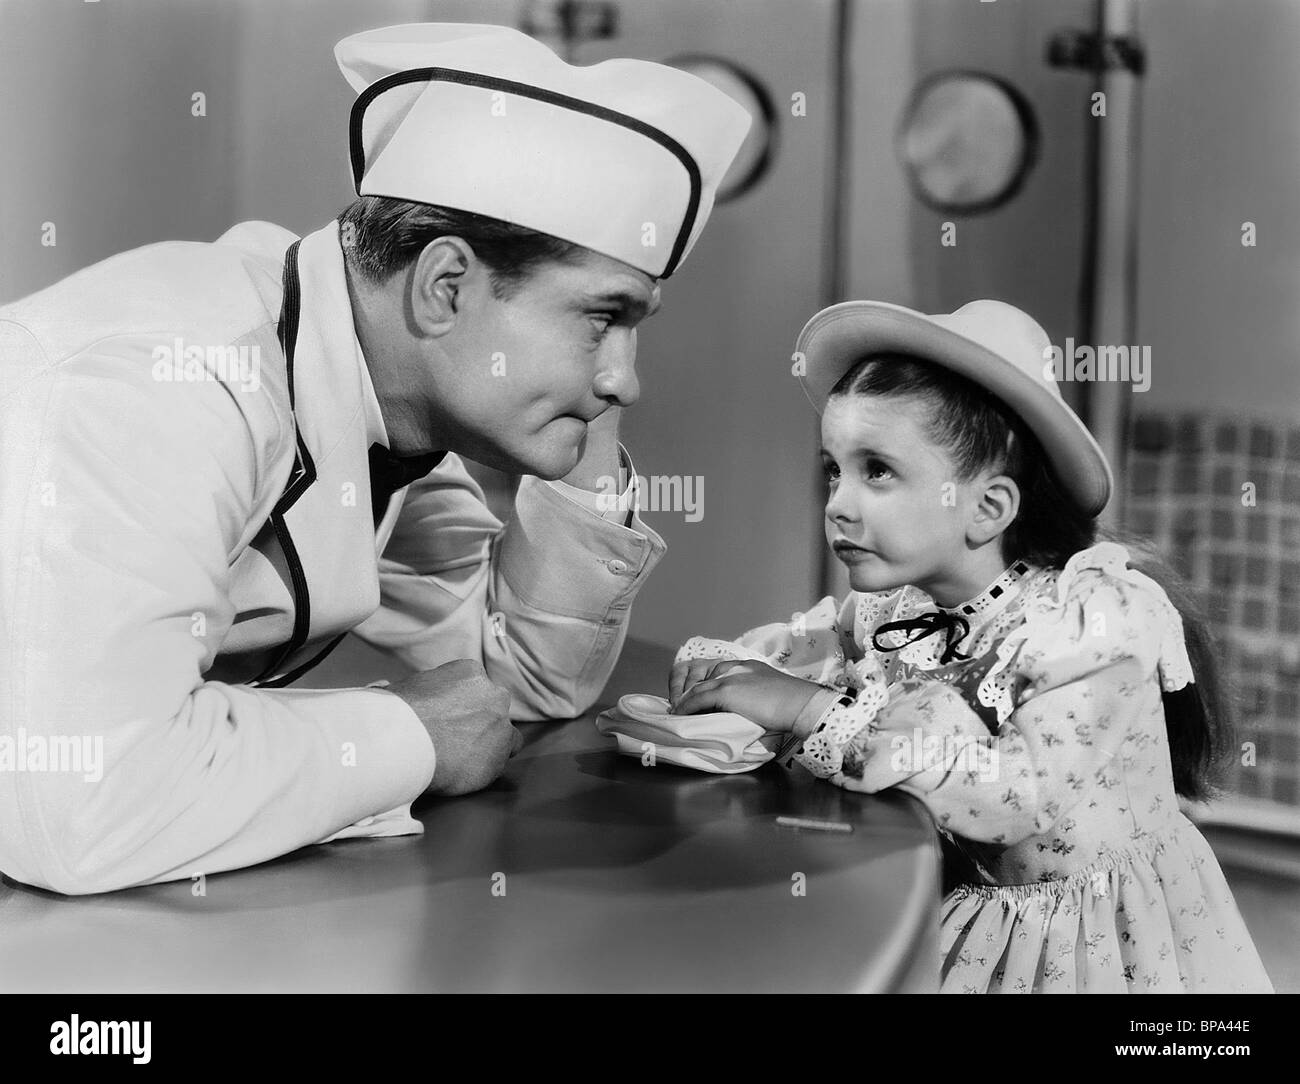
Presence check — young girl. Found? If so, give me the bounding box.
[669,299,1273,994]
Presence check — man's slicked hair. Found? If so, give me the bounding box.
[338,196,585,300]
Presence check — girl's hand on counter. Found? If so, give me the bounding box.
[668,658,824,733]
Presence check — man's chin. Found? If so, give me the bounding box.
[527,461,574,482]
[531,427,588,479]
[477,442,579,480]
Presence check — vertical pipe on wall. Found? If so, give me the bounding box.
[816,0,854,597]
[822,0,853,312]
[1082,0,1144,527]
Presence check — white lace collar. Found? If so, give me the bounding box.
[897,557,1038,630]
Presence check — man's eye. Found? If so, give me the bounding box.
[588,314,615,335]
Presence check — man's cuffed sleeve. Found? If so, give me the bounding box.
[352,451,666,721]
[545,442,636,525]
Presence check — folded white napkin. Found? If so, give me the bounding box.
[595,694,783,774]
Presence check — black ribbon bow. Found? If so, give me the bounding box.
[367,443,445,526]
[872,610,973,665]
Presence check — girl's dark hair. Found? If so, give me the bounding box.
[338,196,585,299]
[829,353,1232,800]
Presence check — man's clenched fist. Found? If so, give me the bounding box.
[387,659,523,797]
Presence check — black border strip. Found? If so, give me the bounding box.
[251,241,317,686]
[256,631,347,690]
[348,67,702,277]
[272,240,316,514]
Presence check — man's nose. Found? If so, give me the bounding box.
[593,335,640,408]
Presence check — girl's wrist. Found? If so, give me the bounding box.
[791,686,843,740]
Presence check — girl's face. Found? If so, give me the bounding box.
[821,392,994,606]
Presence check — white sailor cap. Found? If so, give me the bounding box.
[335,23,753,278]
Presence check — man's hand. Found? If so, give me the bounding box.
[387,659,523,797]
[668,658,824,733]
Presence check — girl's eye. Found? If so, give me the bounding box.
[821,461,840,481]
[865,460,893,480]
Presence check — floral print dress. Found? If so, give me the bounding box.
[675,542,1273,993]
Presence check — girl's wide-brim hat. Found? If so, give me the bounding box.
[795,299,1113,517]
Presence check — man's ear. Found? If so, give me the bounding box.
[408,236,475,337]
[968,473,1020,546]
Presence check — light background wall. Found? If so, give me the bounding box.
[0,0,832,653]
[1135,0,1300,420]
[572,0,834,646]
[832,0,1096,597]
[1,0,1297,654]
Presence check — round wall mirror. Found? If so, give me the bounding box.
[897,71,1039,215]
[667,55,777,202]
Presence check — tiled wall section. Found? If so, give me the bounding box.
[1124,412,1300,807]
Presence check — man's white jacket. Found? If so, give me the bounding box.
[0,220,666,895]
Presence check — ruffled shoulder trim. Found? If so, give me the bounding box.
[1049,541,1135,607]
[974,542,1195,729]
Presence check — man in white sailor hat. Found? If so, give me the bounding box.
[0,23,750,894]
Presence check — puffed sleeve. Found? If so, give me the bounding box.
[794,551,1186,846]
[674,593,879,688]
